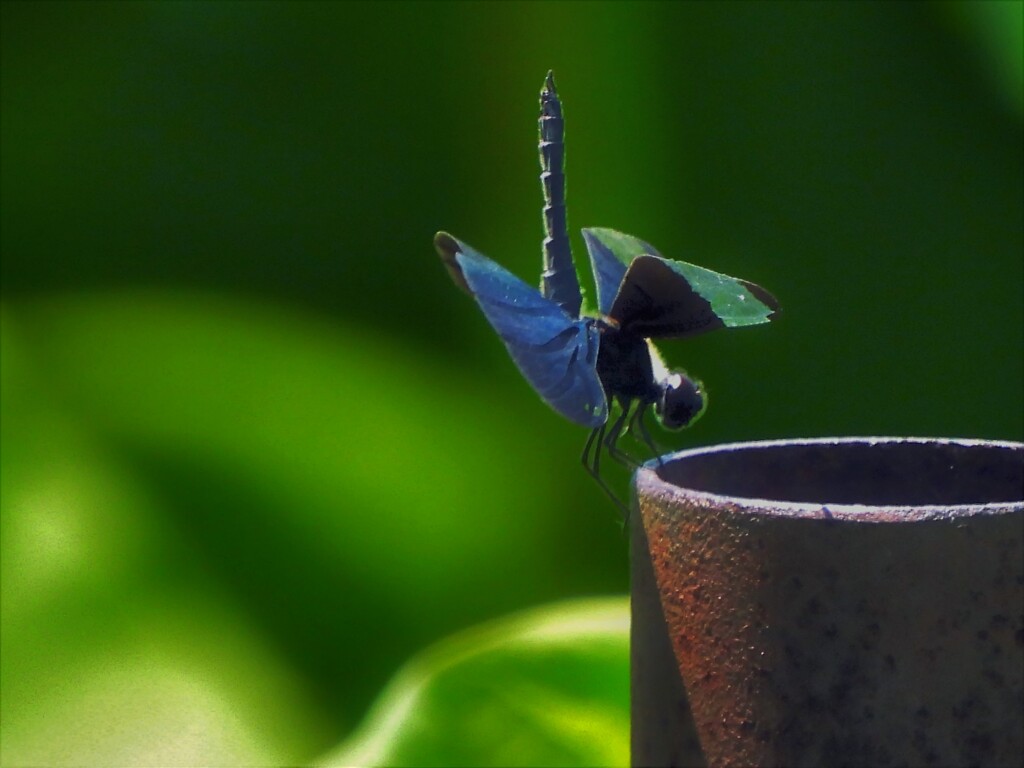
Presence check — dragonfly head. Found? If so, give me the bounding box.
[655,372,707,430]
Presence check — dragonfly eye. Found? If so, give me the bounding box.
[656,373,707,430]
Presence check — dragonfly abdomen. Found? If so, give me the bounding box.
[539,71,582,318]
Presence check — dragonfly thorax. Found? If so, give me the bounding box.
[595,321,706,431]
[594,322,661,407]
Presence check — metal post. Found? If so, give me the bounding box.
[631,437,1024,768]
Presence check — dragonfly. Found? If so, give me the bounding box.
[434,72,779,511]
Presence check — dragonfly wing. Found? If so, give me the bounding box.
[435,232,608,428]
[582,227,660,316]
[609,254,780,339]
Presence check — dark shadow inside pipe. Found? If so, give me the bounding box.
[655,439,1023,506]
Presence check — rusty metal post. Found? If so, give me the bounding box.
[631,437,1024,768]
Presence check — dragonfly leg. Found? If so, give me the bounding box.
[631,403,665,467]
[581,423,629,519]
[582,423,602,476]
[605,400,642,468]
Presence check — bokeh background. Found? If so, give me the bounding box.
[2,1,1021,765]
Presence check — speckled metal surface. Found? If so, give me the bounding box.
[631,502,706,768]
[631,437,1024,768]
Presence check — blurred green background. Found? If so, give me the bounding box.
[2,0,1021,765]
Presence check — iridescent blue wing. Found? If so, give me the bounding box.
[581,227,660,316]
[435,232,608,428]
[610,254,780,340]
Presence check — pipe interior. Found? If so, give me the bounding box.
[656,440,1024,506]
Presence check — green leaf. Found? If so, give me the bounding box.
[320,597,629,768]
[1,305,332,765]
[5,291,630,751]
[10,291,581,618]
